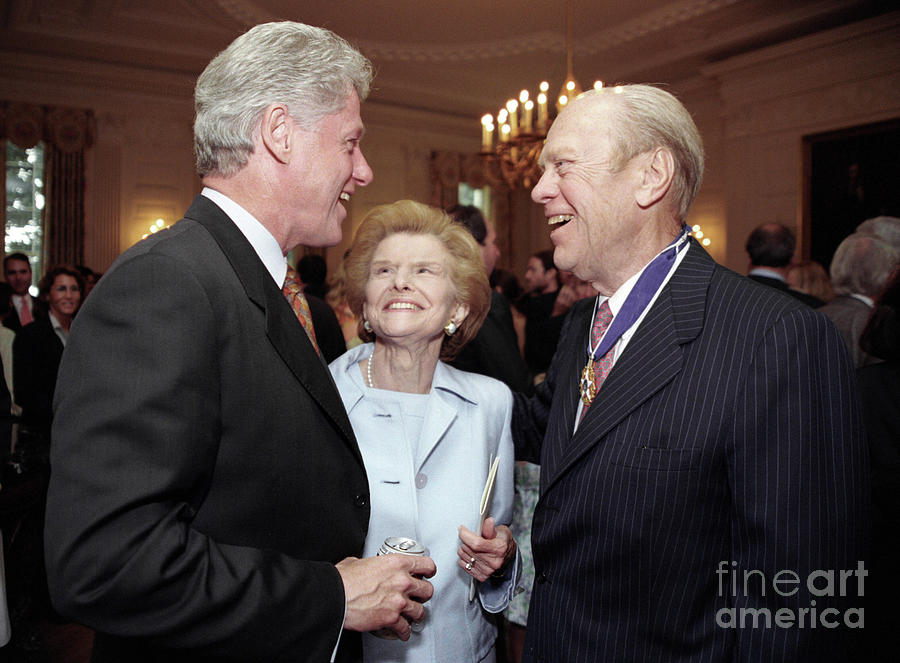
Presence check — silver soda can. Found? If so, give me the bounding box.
[378,536,426,557]
[374,536,427,637]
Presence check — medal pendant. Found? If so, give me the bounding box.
[580,358,597,406]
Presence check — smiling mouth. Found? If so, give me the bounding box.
[386,302,421,311]
[548,214,573,228]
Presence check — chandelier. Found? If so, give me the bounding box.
[479,0,605,190]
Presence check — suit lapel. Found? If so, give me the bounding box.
[187,196,358,450]
[544,240,713,492]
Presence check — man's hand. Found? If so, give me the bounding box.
[457,517,517,582]
[336,554,436,640]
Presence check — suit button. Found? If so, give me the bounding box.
[536,570,550,584]
[354,494,368,508]
[415,472,428,489]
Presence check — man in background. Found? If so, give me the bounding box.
[448,204,533,394]
[520,250,562,377]
[45,22,433,663]
[2,253,42,331]
[820,231,898,367]
[745,222,824,307]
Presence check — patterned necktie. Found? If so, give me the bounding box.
[19,297,33,325]
[579,299,614,420]
[282,265,320,356]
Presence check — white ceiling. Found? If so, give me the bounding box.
[1,0,894,119]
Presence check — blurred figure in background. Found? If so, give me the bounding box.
[13,266,83,427]
[327,251,364,349]
[298,253,329,299]
[787,260,834,305]
[856,267,900,659]
[820,232,898,367]
[3,253,43,332]
[520,250,561,377]
[491,268,526,356]
[745,223,824,307]
[447,204,533,395]
[856,215,900,248]
[0,283,20,416]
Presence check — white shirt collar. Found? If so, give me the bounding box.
[748,267,786,283]
[201,187,287,286]
[849,293,874,307]
[49,311,68,346]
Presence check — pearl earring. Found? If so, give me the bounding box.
[444,320,458,336]
[363,319,372,333]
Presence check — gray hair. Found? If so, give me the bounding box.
[194,21,373,177]
[856,216,900,250]
[580,85,704,223]
[830,233,899,298]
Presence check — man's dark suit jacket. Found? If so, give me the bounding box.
[45,195,370,662]
[514,241,869,662]
[3,294,44,332]
[12,315,63,424]
[450,290,533,395]
[748,273,824,308]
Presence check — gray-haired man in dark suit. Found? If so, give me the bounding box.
[514,84,868,663]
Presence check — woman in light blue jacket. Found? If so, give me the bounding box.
[330,200,519,662]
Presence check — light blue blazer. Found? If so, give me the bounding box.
[330,343,518,663]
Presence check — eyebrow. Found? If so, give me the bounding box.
[370,259,443,270]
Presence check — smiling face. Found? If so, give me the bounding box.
[363,232,468,352]
[531,95,645,292]
[284,91,373,248]
[46,274,81,321]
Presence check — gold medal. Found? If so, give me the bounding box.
[580,358,597,406]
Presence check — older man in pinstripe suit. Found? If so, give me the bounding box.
[513,85,868,662]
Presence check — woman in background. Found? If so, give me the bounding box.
[330,200,519,662]
[13,265,83,426]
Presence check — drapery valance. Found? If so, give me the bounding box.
[1,101,95,268]
[1,101,95,152]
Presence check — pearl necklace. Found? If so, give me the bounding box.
[366,353,376,389]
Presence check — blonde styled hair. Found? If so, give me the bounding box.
[787,260,834,303]
[343,200,490,360]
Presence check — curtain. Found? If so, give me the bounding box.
[1,101,95,267]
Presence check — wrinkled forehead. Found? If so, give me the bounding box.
[539,95,619,166]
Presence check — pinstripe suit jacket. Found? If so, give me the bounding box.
[513,240,869,663]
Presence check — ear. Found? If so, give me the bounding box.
[259,104,294,165]
[635,147,674,209]
[451,301,470,326]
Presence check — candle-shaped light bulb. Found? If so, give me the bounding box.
[498,108,508,124]
[481,114,494,151]
[537,91,548,130]
[500,123,511,143]
[523,99,534,133]
[539,81,549,93]
[593,80,604,91]
[519,89,529,104]
[506,99,519,137]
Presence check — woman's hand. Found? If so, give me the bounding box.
[457,517,517,583]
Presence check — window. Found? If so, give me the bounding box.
[5,141,44,293]
[458,183,491,216]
